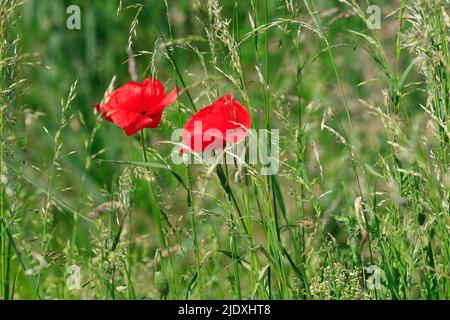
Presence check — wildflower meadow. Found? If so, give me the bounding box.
[1,0,449,302]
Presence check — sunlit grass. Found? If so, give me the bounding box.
[0,0,449,300]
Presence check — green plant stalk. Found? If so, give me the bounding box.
[359,0,412,299]
[163,33,248,301]
[230,217,241,299]
[126,204,136,300]
[70,118,102,269]
[221,164,240,300]
[0,9,12,300]
[154,0,264,298]
[304,0,375,202]
[0,21,5,299]
[146,5,227,298]
[292,4,310,296]
[140,130,166,248]
[239,151,262,297]
[266,0,288,298]
[0,67,5,302]
[138,128,183,298]
[172,80,206,299]
[242,177,257,295]
[140,129,179,298]
[250,0,284,298]
[231,4,246,298]
[185,165,206,299]
[34,137,58,299]
[304,0,394,299]
[437,4,450,141]
[437,7,450,295]
[0,163,4,301]
[34,82,78,298]
[230,1,262,297]
[395,1,405,86]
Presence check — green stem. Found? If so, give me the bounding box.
[0,51,5,302]
[0,27,5,299]
[140,130,166,248]
[185,165,206,299]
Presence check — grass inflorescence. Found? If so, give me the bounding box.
[0,0,449,300]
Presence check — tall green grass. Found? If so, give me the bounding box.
[0,0,449,300]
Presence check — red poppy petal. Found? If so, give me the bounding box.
[147,111,163,128]
[108,82,145,114]
[110,109,141,132]
[156,87,179,111]
[143,78,165,97]
[94,78,179,135]
[138,112,163,129]
[93,104,113,122]
[142,78,166,109]
[122,115,145,136]
[182,95,251,151]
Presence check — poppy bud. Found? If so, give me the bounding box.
[154,271,169,298]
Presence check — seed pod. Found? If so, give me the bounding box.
[154,271,169,298]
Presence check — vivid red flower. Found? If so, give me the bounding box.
[93,78,179,136]
[182,94,251,152]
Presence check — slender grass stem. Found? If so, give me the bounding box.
[140,130,166,248]
[0,38,5,302]
[185,165,206,299]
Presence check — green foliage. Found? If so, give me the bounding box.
[0,0,449,300]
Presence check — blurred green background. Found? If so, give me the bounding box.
[17,0,413,204]
[6,0,435,299]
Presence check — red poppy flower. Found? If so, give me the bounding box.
[93,78,179,136]
[182,94,251,152]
